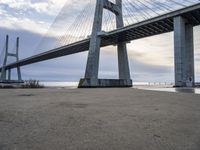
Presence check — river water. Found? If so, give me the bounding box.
[40,81,200,94]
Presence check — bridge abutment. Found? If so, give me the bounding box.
[174,16,195,87]
[79,0,132,88]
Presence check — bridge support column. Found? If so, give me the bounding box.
[116,0,131,81]
[0,36,23,83]
[0,35,9,82]
[78,0,132,88]
[174,16,195,87]
[16,37,22,82]
[8,69,11,81]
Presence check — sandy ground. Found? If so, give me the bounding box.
[0,88,200,150]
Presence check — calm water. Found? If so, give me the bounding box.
[40,81,200,94]
[41,81,78,88]
[137,87,200,94]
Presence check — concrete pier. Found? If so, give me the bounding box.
[79,0,132,88]
[84,0,103,84]
[174,16,195,87]
[0,35,9,81]
[116,0,131,80]
[78,79,132,88]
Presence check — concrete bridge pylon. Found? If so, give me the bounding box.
[174,16,195,87]
[0,35,22,83]
[78,0,132,88]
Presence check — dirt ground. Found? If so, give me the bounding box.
[0,88,200,150]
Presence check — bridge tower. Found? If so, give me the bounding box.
[79,0,132,88]
[174,16,195,87]
[0,35,22,83]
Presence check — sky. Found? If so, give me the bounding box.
[0,0,200,83]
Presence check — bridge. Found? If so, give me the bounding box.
[0,0,200,87]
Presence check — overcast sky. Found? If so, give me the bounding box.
[0,0,200,83]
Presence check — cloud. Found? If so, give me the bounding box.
[0,0,66,15]
[0,0,92,35]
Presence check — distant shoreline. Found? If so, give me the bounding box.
[1,82,200,94]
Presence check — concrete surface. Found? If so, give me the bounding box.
[82,0,131,88]
[78,79,132,88]
[0,88,200,150]
[174,16,195,87]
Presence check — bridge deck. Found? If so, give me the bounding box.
[102,3,200,45]
[1,3,200,71]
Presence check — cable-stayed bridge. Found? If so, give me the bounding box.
[0,0,200,87]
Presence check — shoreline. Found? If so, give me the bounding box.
[1,83,200,94]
